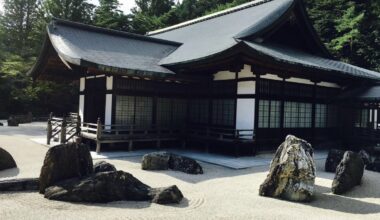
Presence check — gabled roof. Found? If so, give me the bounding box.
[31,0,380,82]
[30,18,180,79]
[243,41,380,80]
[148,0,297,65]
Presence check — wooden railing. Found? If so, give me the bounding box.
[47,112,81,145]
[80,118,255,153]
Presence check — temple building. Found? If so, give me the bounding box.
[30,0,380,154]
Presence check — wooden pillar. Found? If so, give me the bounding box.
[76,114,82,135]
[96,117,102,153]
[311,82,317,145]
[47,118,52,145]
[60,117,67,144]
[128,124,134,151]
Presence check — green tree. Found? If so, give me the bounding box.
[94,0,131,31]
[42,0,95,23]
[0,0,40,56]
[330,3,364,57]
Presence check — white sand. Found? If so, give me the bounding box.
[1,124,380,220]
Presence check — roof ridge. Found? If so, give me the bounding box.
[51,18,182,46]
[148,0,274,36]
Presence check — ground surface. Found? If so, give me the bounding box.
[0,123,380,220]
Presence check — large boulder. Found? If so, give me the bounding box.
[44,171,184,204]
[259,135,316,202]
[39,143,93,193]
[325,149,345,172]
[169,154,203,174]
[332,151,364,194]
[358,150,371,166]
[149,185,184,204]
[142,152,203,174]
[0,178,39,191]
[45,171,151,203]
[142,152,170,170]
[7,116,19,127]
[93,161,116,173]
[0,147,17,171]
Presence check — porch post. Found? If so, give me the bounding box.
[105,76,113,128]
[79,77,85,121]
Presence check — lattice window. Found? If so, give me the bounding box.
[172,98,187,127]
[134,96,153,127]
[115,96,135,125]
[212,99,235,126]
[189,99,209,124]
[284,101,312,128]
[258,100,281,128]
[156,98,172,127]
[315,104,327,128]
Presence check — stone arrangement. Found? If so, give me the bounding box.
[325,149,345,173]
[0,147,17,171]
[39,143,93,193]
[44,171,183,204]
[331,151,364,194]
[0,143,184,205]
[93,161,117,173]
[259,135,316,202]
[142,152,203,174]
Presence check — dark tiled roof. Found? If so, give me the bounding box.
[47,19,180,75]
[149,0,294,65]
[243,41,380,80]
[339,84,380,101]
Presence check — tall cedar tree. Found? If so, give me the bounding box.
[94,0,131,31]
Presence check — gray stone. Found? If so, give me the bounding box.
[169,154,203,174]
[0,147,17,171]
[142,152,203,174]
[93,161,117,173]
[39,143,93,193]
[7,116,19,127]
[332,151,364,194]
[149,185,184,204]
[0,178,39,191]
[259,135,316,202]
[45,171,151,203]
[141,152,170,170]
[325,149,345,172]
[44,171,184,204]
[358,150,371,166]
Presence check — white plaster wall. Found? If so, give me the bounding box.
[79,95,85,120]
[213,70,235,80]
[317,81,341,88]
[236,99,255,136]
[80,77,85,91]
[106,76,113,90]
[238,65,255,78]
[105,94,113,126]
[375,109,378,129]
[261,73,283,81]
[286,77,314,85]
[237,81,256,94]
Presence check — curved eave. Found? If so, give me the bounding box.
[162,41,380,82]
[234,0,295,39]
[30,24,175,81]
